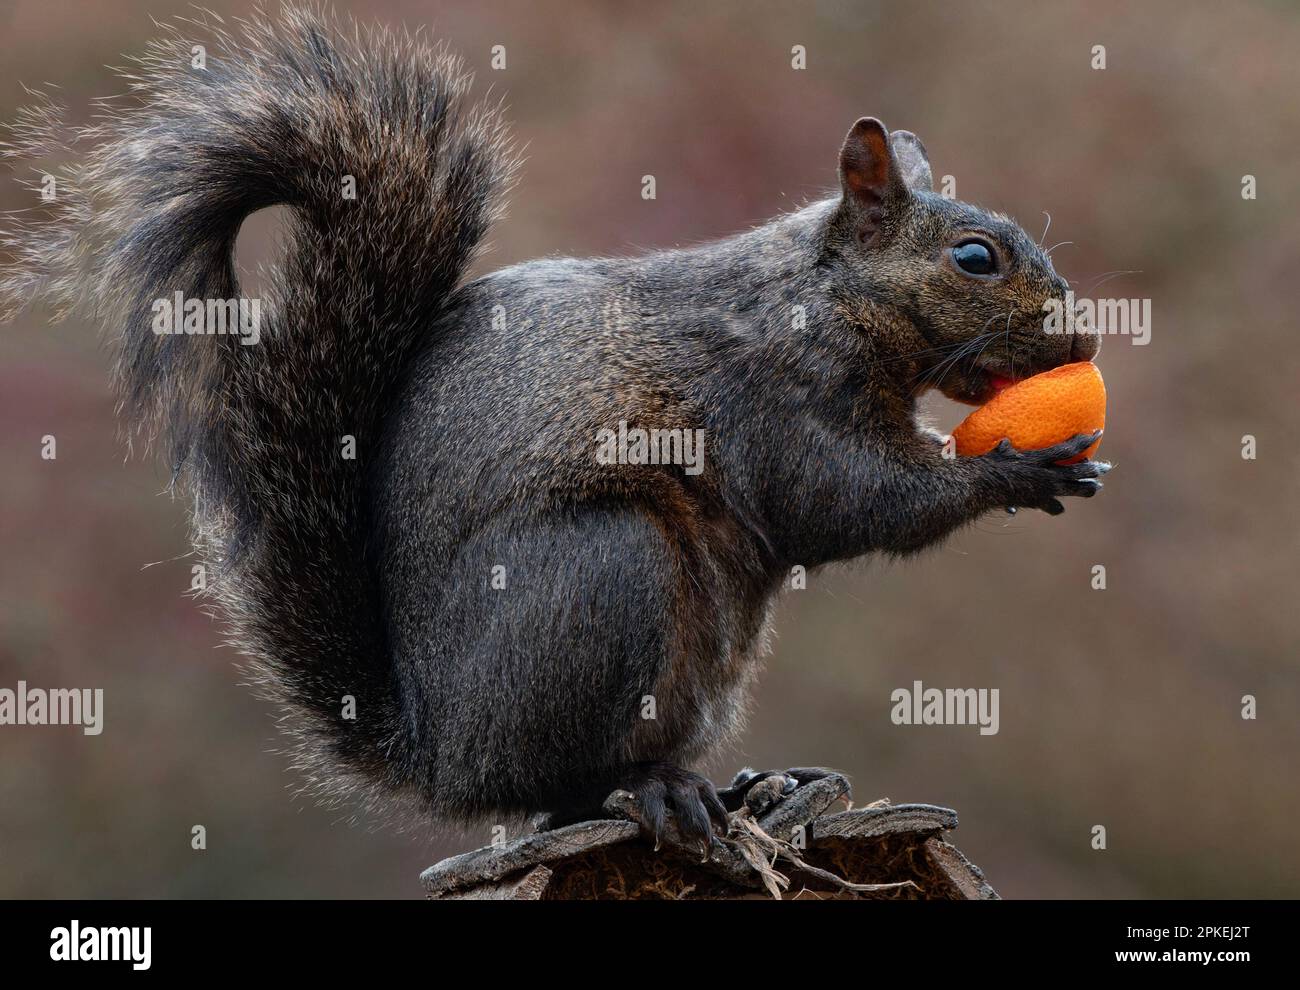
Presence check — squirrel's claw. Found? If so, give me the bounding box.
[604,763,731,853]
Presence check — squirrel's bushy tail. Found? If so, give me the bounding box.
[0,5,516,811]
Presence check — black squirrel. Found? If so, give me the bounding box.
[0,7,1108,849]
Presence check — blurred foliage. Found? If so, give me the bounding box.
[1,0,1296,897]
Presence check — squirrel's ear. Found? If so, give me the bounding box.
[888,130,933,194]
[838,118,911,240]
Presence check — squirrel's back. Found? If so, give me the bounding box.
[373,244,783,817]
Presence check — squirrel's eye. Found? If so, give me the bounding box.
[951,240,998,277]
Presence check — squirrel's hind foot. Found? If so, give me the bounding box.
[717,766,847,814]
[534,762,729,856]
[533,764,848,856]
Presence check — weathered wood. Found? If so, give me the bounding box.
[923,837,999,901]
[421,775,998,900]
[444,864,554,900]
[420,819,638,897]
[815,803,959,840]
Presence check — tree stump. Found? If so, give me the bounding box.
[421,772,998,900]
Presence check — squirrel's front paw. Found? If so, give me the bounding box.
[981,431,1111,515]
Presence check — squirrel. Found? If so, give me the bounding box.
[1,7,1107,849]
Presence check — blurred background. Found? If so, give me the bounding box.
[1,0,1297,898]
